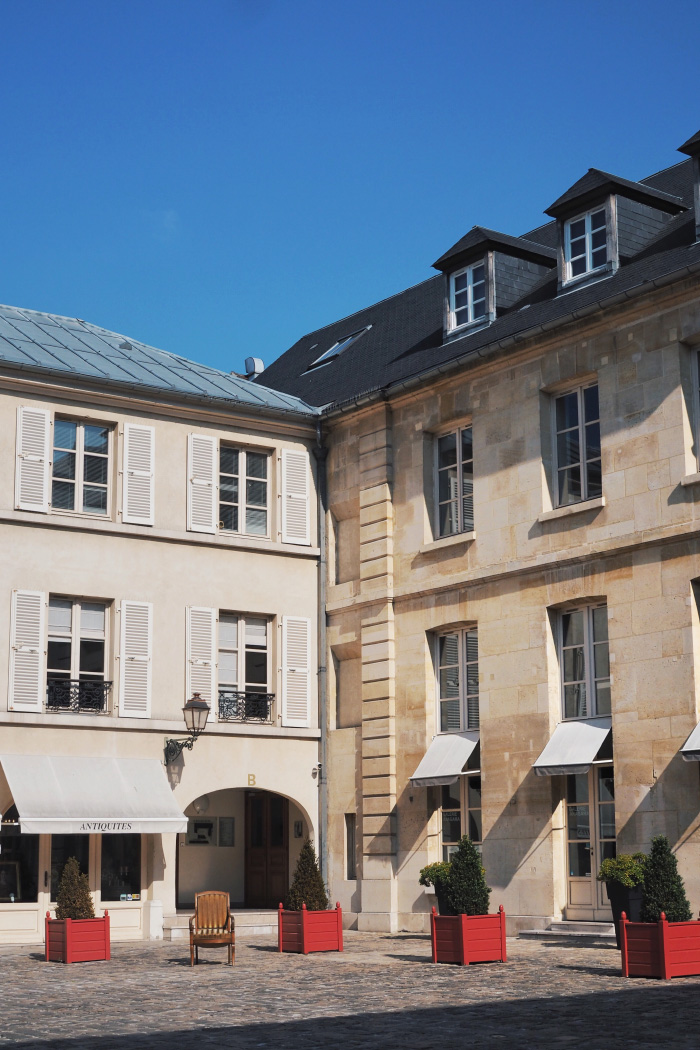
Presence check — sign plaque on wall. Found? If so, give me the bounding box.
[187,818,216,845]
[218,818,235,847]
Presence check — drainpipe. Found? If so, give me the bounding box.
[313,419,329,890]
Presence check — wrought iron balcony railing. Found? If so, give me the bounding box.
[218,690,274,724]
[46,678,113,713]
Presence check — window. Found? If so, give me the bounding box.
[0,806,38,903]
[564,208,607,281]
[436,426,473,537]
[440,783,462,861]
[304,327,371,371]
[52,419,110,515]
[219,447,268,536]
[47,598,110,712]
[448,263,486,330]
[559,604,610,719]
[437,628,479,732]
[218,614,271,722]
[345,813,357,879]
[51,834,89,900]
[554,384,601,506]
[101,835,141,901]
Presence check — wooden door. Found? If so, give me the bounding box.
[245,791,289,908]
[565,765,615,920]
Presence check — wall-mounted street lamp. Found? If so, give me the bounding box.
[164,693,211,765]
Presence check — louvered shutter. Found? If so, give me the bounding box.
[187,435,217,534]
[186,607,216,711]
[281,449,310,545]
[123,425,155,525]
[281,616,311,727]
[8,590,45,712]
[15,407,50,512]
[119,600,152,718]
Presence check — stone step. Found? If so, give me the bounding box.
[519,920,616,945]
[164,910,278,940]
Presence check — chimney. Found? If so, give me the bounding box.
[244,357,264,379]
[678,129,700,242]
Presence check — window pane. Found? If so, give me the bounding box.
[220,447,239,475]
[558,466,582,504]
[567,804,590,839]
[54,420,77,450]
[567,773,589,804]
[599,802,616,840]
[83,486,108,514]
[440,699,460,732]
[52,450,76,480]
[467,776,481,809]
[583,385,599,422]
[438,466,458,504]
[81,603,105,632]
[557,429,580,469]
[584,421,600,458]
[453,273,468,293]
[0,819,38,903]
[439,667,460,699]
[101,835,141,901]
[245,619,267,647]
[245,650,267,686]
[454,291,469,310]
[441,783,460,809]
[219,616,238,648]
[564,682,586,718]
[439,501,458,536]
[441,810,461,844]
[472,265,485,284]
[245,508,267,535]
[461,427,473,462]
[591,209,606,229]
[468,810,482,843]
[439,633,459,668]
[246,479,267,506]
[586,460,602,499]
[462,493,474,532]
[465,630,478,664]
[47,640,71,673]
[570,219,586,240]
[84,425,109,454]
[556,392,579,432]
[561,611,584,647]
[592,246,607,268]
[598,767,614,802]
[49,599,72,631]
[84,455,108,485]
[219,505,238,531]
[473,299,486,319]
[568,841,591,877]
[51,835,89,900]
[563,646,585,683]
[246,452,267,479]
[594,642,609,680]
[595,680,611,715]
[437,433,457,469]
[79,639,104,675]
[218,650,238,684]
[52,480,75,511]
[570,256,587,277]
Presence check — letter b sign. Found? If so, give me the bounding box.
[248,774,256,786]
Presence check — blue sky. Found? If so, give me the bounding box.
[1,0,699,376]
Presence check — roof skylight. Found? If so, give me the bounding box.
[303,326,371,372]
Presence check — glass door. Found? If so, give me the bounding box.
[565,765,615,920]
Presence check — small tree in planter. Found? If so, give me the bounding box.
[46,857,110,964]
[597,852,646,948]
[279,840,342,954]
[640,835,691,923]
[429,837,506,966]
[419,861,454,916]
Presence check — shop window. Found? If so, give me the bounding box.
[101,835,141,901]
[437,627,479,732]
[559,604,610,718]
[219,446,269,536]
[51,834,89,900]
[553,384,601,506]
[52,418,110,515]
[436,426,474,537]
[0,806,39,903]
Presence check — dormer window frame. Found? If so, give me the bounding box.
[561,198,618,287]
[303,325,372,373]
[446,255,492,335]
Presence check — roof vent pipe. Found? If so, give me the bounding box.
[245,357,264,379]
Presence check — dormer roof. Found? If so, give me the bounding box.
[545,168,686,219]
[432,226,556,272]
[678,130,700,157]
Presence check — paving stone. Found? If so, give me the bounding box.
[2,933,700,1048]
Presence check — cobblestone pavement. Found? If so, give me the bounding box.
[2,933,700,1049]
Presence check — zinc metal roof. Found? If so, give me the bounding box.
[0,304,317,418]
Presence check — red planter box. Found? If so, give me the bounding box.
[430,905,507,965]
[45,912,110,964]
[278,902,343,954]
[620,911,700,979]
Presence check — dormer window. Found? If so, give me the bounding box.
[303,326,371,372]
[449,263,486,331]
[564,208,608,282]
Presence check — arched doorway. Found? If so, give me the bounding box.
[176,788,309,910]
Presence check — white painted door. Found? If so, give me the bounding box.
[565,765,615,920]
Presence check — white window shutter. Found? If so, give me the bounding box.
[186,606,216,711]
[15,407,50,513]
[187,434,217,534]
[119,600,152,718]
[9,590,45,712]
[281,616,311,727]
[282,449,310,545]
[123,425,155,525]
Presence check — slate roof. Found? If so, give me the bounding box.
[678,129,700,156]
[432,227,556,271]
[0,304,317,418]
[545,167,686,218]
[256,155,700,410]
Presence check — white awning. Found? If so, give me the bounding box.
[532,717,612,776]
[410,732,479,787]
[681,722,700,761]
[0,755,187,834]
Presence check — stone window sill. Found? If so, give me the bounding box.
[538,496,605,523]
[419,531,475,554]
[681,472,700,488]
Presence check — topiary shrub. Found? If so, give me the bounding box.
[55,856,95,920]
[284,839,329,911]
[419,861,454,915]
[444,836,491,916]
[640,835,692,923]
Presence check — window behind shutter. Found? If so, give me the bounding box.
[15,407,50,512]
[123,425,155,525]
[186,606,216,710]
[281,616,311,727]
[9,590,45,712]
[187,434,217,534]
[119,600,152,718]
[282,449,310,545]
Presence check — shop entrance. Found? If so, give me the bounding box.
[245,791,289,909]
[565,765,615,920]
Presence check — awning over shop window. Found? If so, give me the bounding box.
[410,732,479,788]
[0,755,187,834]
[532,717,612,776]
[681,722,700,761]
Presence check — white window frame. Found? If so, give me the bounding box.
[448,262,487,332]
[51,417,112,517]
[218,445,270,538]
[435,627,479,734]
[47,597,108,684]
[563,206,608,283]
[552,383,601,507]
[558,603,610,720]
[434,425,474,538]
[217,614,271,695]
